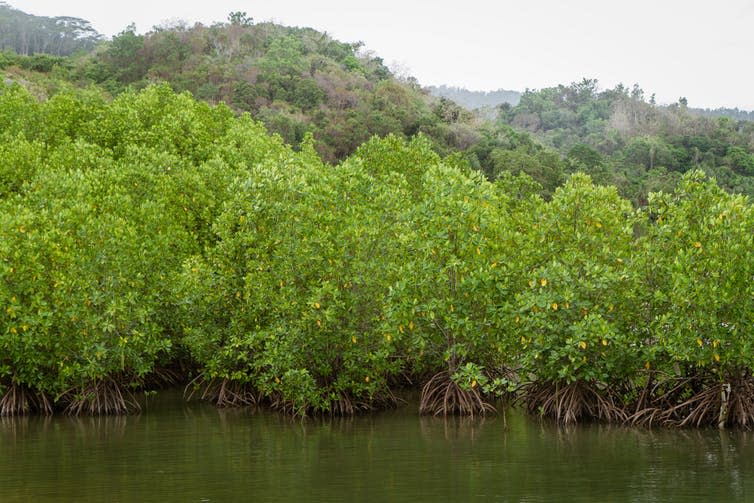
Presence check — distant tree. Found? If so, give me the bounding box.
[228,11,253,27]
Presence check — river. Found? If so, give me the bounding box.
[1,391,752,502]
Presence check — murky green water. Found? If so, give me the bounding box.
[1,391,753,502]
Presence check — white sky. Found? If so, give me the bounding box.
[14,0,754,110]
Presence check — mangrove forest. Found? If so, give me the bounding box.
[1,81,754,429]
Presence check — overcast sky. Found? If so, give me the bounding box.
[15,0,754,110]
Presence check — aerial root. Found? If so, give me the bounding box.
[185,377,259,408]
[419,371,496,417]
[0,384,52,416]
[63,379,141,415]
[629,375,754,428]
[519,380,627,424]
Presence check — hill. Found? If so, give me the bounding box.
[68,17,484,164]
[495,79,754,204]
[426,85,521,110]
[2,6,754,205]
[0,2,102,56]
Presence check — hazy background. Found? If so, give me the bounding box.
[16,0,754,110]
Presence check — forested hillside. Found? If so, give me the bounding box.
[68,17,486,164]
[496,79,754,204]
[2,5,754,205]
[426,85,521,110]
[0,2,101,56]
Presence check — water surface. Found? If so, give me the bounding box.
[2,391,752,502]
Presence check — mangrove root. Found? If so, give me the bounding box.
[519,380,627,424]
[0,384,52,416]
[185,377,259,408]
[63,379,141,415]
[629,375,754,429]
[419,371,496,417]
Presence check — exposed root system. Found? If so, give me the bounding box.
[63,379,141,415]
[519,380,627,424]
[419,371,496,416]
[185,377,259,408]
[629,374,754,428]
[0,384,52,416]
[270,392,370,417]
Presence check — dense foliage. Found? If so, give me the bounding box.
[5,4,754,208]
[1,82,754,429]
[2,5,754,426]
[497,79,754,204]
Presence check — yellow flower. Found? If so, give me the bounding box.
[316,319,322,327]
[540,278,548,287]
[578,341,587,350]
[551,303,558,311]
[601,339,608,346]
[471,379,478,388]
[408,321,415,330]
[645,361,651,370]
[365,376,370,383]
[314,302,320,309]
[696,338,703,347]
[351,335,357,343]
[385,334,392,342]
[693,242,702,249]
[714,354,720,362]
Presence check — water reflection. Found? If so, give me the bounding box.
[0,393,753,502]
